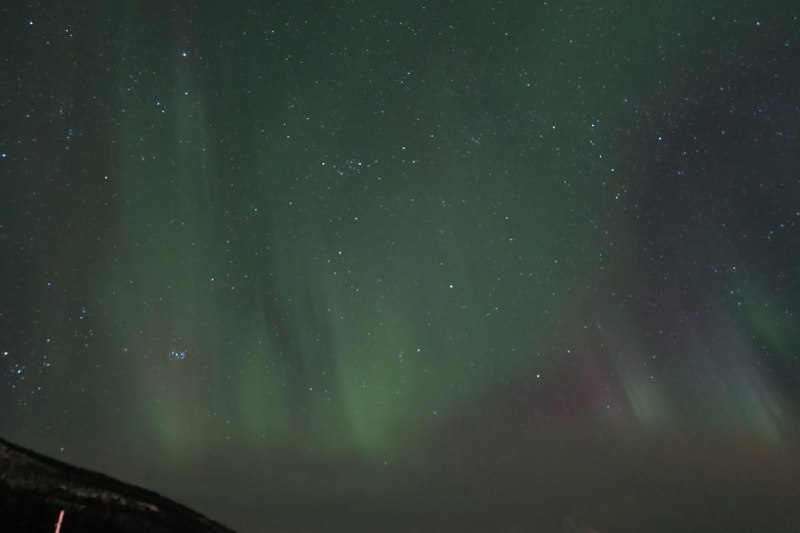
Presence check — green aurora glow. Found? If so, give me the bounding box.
[2,1,800,531]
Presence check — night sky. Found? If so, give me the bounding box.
[2,1,800,531]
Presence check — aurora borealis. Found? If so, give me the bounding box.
[2,1,800,531]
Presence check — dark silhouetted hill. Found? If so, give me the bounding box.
[0,436,235,532]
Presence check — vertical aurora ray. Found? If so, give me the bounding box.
[92,4,233,457]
